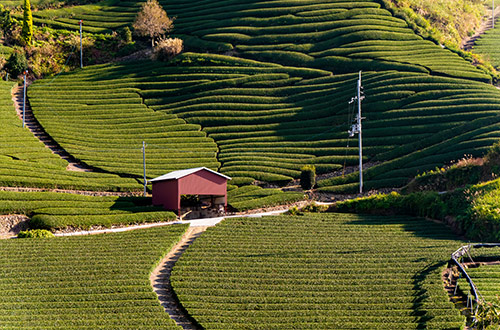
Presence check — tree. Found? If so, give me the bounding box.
[0,5,14,39]
[300,165,316,190]
[21,0,33,45]
[5,51,28,77]
[133,0,173,48]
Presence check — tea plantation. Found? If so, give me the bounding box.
[0,190,177,230]
[463,264,500,303]
[0,81,139,191]
[172,213,465,329]
[27,53,500,192]
[456,246,500,305]
[472,19,500,68]
[2,0,500,328]
[0,224,187,329]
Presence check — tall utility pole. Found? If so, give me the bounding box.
[79,20,83,69]
[142,141,147,197]
[22,70,28,128]
[348,71,365,194]
[493,0,496,29]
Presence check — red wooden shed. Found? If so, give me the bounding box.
[150,167,231,215]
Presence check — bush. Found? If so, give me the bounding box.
[300,165,316,190]
[17,229,54,238]
[5,50,28,77]
[29,214,55,230]
[484,141,500,176]
[301,202,328,213]
[118,26,132,44]
[153,37,183,61]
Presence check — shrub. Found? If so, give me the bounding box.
[286,205,302,215]
[301,202,328,213]
[118,26,132,44]
[5,50,28,77]
[29,214,55,230]
[17,229,54,238]
[300,165,316,190]
[474,296,500,330]
[485,141,500,176]
[153,37,183,61]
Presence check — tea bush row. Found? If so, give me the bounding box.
[172,213,464,329]
[0,225,187,329]
[0,190,176,230]
[0,81,141,191]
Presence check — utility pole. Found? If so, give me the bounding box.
[142,141,147,197]
[79,20,83,69]
[493,0,496,29]
[348,71,365,194]
[22,70,28,128]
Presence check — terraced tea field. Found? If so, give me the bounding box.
[29,65,220,180]
[472,18,500,68]
[455,246,500,305]
[13,0,494,83]
[0,190,176,230]
[0,224,187,329]
[465,264,500,303]
[28,53,500,192]
[172,213,465,329]
[0,81,139,191]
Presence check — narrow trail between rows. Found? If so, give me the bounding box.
[150,226,207,330]
[463,6,500,51]
[11,85,93,172]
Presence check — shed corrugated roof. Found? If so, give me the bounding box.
[150,167,231,182]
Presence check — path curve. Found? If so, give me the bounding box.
[463,5,500,51]
[11,85,93,172]
[150,226,206,330]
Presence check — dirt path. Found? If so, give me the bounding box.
[463,5,500,51]
[0,215,29,239]
[150,226,207,330]
[11,85,93,172]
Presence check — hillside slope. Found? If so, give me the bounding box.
[12,0,500,194]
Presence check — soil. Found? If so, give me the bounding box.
[0,215,29,238]
[11,86,94,173]
[150,226,206,330]
[462,6,500,51]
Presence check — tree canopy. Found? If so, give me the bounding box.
[21,0,33,45]
[133,0,173,47]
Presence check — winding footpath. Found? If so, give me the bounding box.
[150,226,206,330]
[11,85,93,172]
[463,5,500,51]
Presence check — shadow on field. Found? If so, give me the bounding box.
[346,214,463,242]
[347,214,464,329]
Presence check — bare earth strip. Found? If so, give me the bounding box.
[11,85,93,172]
[150,226,207,330]
[463,6,500,51]
[0,214,29,239]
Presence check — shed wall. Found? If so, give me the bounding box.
[152,179,179,211]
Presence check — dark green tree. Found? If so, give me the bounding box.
[0,5,14,39]
[300,165,316,190]
[21,0,33,45]
[5,51,28,77]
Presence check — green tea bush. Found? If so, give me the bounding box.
[172,213,464,329]
[0,225,187,328]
